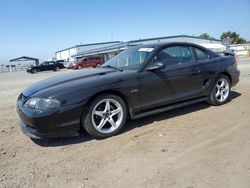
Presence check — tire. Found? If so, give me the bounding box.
[54,67,60,71]
[31,69,37,74]
[82,94,127,138]
[95,64,101,68]
[207,75,231,106]
[78,65,82,69]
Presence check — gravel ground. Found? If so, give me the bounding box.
[0,58,250,188]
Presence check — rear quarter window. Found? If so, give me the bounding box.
[194,48,210,61]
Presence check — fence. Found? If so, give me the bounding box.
[230,44,250,57]
[0,65,30,73]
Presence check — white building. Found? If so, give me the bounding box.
[55,41,120,62]
[56,35,225,63]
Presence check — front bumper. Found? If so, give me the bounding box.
[19,120,78,139]
[17,97,84,139]
[71,65,78,69]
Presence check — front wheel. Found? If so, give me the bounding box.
[207,75,231,105]
[54,67,60,71]
[82,94,127,138]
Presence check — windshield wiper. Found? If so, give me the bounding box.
[102,65,123,72]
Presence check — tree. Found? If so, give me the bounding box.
[199,33,216,40]
[220,31,246,44]
[199,33,210,39]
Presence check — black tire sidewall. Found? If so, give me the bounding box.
[31,69,37,74]
[82,94,127,138]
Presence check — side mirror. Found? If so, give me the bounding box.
[146,62,165,71]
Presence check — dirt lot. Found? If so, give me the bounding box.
[1,58,250,188]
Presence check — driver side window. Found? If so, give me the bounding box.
[151,46,195,67]
[41,62,48,66]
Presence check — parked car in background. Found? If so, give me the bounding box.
[56,60,65,64]
[27,61,64,74]
[17,42,240,139]
[63,62,72,69]
[71,56,104,69]
[56,60,71,69]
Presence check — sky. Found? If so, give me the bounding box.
[0,0,250,64]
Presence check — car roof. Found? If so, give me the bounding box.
[136,42,206,49]
[135,42,218,57]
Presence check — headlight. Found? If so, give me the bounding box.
[24,98,61,110]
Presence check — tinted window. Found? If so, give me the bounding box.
[153,46,194,67]
[194,48,210,60]
[41,62,48,66]
[48,62,55,65]
[104,46,153,70]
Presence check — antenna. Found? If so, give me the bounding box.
[111,33,113,41]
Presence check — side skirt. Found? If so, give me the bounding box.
[132,96,208,119]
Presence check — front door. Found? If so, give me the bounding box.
[40,62,48,71]
[48,61,55,70]
[137,45,205,111]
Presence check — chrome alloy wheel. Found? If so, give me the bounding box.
[91,98,123,134]
[215,78,230,102]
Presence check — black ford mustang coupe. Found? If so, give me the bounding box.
[17,42,240,139]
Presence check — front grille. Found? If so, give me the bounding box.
[26,124,35,130]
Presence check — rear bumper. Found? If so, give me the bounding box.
[231,69,240,87]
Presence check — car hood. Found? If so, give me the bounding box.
[22,68,116,97]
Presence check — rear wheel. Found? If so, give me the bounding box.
[31,69,37,74]
[54,67,60,71]
[82,94,127,138]
[207,75,231,105]
[78,65,82,69]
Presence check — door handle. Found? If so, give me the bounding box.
[191,70,201,75]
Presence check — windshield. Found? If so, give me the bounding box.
[103,46,155,70]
